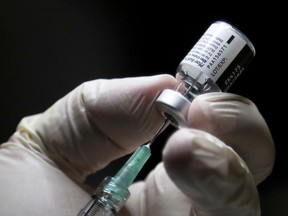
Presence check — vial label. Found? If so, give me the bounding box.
[180,21,255,91]
[155,21,255,127]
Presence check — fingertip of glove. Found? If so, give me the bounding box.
[150,74,178,89]
[162,129,226,174]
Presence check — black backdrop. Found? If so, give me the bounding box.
[0,1,287,215]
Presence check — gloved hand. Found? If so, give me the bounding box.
[0,74,275,216]
[126,92,275,216]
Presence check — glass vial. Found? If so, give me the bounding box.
[155,21,256,127]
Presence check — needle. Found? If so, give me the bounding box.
[147,118,169,148]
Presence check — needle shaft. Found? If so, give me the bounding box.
[147,118,169,147]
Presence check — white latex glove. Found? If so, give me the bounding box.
[0,75,274,216]
[125,93,275,216]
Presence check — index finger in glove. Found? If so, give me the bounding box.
[16,75,177,180]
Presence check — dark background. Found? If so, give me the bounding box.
[0,1,287,215]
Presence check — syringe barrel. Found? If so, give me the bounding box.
[77,145,151,216]
[77,177,130,216]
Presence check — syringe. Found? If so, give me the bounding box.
[77,119,169,216]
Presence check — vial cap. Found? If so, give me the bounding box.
[155,89,190,127]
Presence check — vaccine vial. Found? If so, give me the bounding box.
[155,21,256,127]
